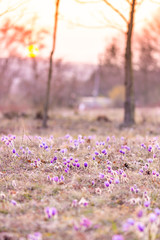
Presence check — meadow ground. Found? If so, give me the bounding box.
[0,108,160,240]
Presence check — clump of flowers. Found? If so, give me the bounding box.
[31,158,41,168]
[130,184,140,194]
[78,197,89,207]
[74,217,92,231]
[28,232,42,240]
[44,207,57,219]
[112,235,124,240]
[1,135,16,146]
[47,175,64,184]
[122,208,160,240]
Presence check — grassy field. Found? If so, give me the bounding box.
[0,108,160,240]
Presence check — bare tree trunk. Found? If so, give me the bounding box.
[124,0,136,126]
[42,0,60,128]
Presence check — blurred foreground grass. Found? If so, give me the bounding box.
[0,108,160,240]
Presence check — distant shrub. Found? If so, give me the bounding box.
[108,85,125,107]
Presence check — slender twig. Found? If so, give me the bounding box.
[59,14,125,33]
[74,0,100,3]
[0,0,27,17]
[102,0,128,23]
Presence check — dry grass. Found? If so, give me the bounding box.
[0,108,160,240]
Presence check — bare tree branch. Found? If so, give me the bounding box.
[0,0,27,17]
[126,0,132,4]
[59,14,125,33]
[98,10,126,33]
[102,0,128,23]
[74,0,100,3]
[150,0,160,3]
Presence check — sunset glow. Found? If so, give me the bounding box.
[0,0,160,63]
[26,45,39,58]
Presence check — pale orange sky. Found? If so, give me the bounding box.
[1,0,160,64]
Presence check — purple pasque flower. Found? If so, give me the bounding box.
[139,168,143,173]
[53,156,57,161]
[53,176,59,182]
[152,170,156,175]
[144,201,150,207]
[119,169,123,175]
[155,208,160,216]
[80,217,92,228]
[141,143,146,148]
[102,149,107,155]
[127,218,135,226]
[137,209,143,218]
[104,181,110,187]
[99,173,105,179]
[60,175,64,181]
[106,136,110,142]
[125,145,130,150]
[123,173,127,178]
[28,232,42,240]
[119,149,125,154]
[123,223,130,231]
[11,200,17,206]
[72,199,78,207]
[108,166,112,171]
[84,162,88,168]
[112,235,124,240]
[79,197,89,207]
[137,222,145,232]
[45,207,51,218]
[149,213,157,223]
[12,149,16,154]
[148,145,152,152]
[73,224,79,231]
[95,151,99,156]
[92,180,95,185]
[123,218,134,232]
[45,207,57,218]
[61,148,67,154]
[51,207,57,216]
[115,178,120,184]
[147,158,153,163]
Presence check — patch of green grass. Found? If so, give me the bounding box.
[23,193,32,200]
[0,209,9,214]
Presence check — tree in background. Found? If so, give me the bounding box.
[86,38,123,103]
[135,7,160,106]
[75,0,145,126]
[99,38,123,96]
[140,7,160,66]
[42,0,60,128]
[0,14,49,110]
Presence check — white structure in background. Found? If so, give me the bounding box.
[78,97,113,110]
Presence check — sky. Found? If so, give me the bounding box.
[1,0,160,64]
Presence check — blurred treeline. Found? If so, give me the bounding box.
[0,9,159,113]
